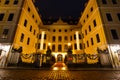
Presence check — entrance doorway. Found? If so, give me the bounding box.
[52,52,67,63]
[57,54,62,62]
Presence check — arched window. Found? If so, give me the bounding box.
[64,36,68,41]
[30,26,32,32]
[53,29,56,32]
[27,37,30,45]
[59,29,61,32]
[52,36,56,42]
[74,43,77,49]
[43,43,46,49]
[52,45,55,51]
[79,43,82,49]
[58,45,62,52]
[38,43,40,49]
[74,34,76,40]
[64,45,68,51]
[58,36,62,42]
[44,34,46,39]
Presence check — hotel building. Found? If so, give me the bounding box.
[78,0,120,68]
[0,0,42,66]
[0,0,120,68]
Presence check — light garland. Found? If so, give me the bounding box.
[21,54,33,59]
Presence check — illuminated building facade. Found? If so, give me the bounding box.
[0,0,42,66]
[0,0,120,68]
[78,0,120,68]
[38,18,84,63]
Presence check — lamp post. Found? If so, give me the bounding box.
[48,42,51,46]
[46,43,52,65]
[67,43,73,64]
[68,43,71,47]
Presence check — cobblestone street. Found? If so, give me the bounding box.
[0,69,120,80]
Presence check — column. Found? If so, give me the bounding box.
[75,31,80,50]
[40,31,45,50]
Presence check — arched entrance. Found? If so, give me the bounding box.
[52,52,67,63]
[57,54,63,62]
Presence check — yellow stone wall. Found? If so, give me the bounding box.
[13,0,42,63]
[79,0,107,63]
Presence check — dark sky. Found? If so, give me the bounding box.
[35,0,88,19]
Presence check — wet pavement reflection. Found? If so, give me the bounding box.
[51,62,68,70]
[0,63,120,80]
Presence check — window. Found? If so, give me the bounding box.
[43,43,46,49]
[27,37,30,45]
[64,36,68,41]
[52,36,56,42]
[80,43,82,49]
[58,36,62,42]
[30,26,32,32]
[90,7,93,12]
[89,25,91,32]
[70,36,72,41]
[5,0,10,4]
[8,13,14,21]
[0,13,4,21]
[32,15,34,19]
[28,7,30,12]
[24,19,27,27]
[52,45,55,51]
[59,29,61,32]
[85,30,87,35]
[14,0,18,5]
[71,45,73,50]
[96,34,100,43]
[33,30,36,35]
[2,29,9,39]
[48,29,50,31]
[82,33,84,38]
[117,13,120,21]
[74,34,76,40]
[106,13,113,21]
[65,29,67,32]
[87,14,89,18]
[83,20,85,23]
[64,45,68,51]
[74,43,77,49]
[44,34,46,39]
[35,20,37,23]
[79,34,81,39]
[39,34,41,39]
[58,45,62,52]
[53,29,56,32]
[93,19,97,27]
[87,41,89,47]
[20,33,24,42]
[84,43,85,49]
[102,0,107,4]
[91,38,94,45]
[38,43,40,49]
[111,29,119,39]
[112,0,117,4]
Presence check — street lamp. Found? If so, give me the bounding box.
[48,42,51,46]
[68,43,71,47]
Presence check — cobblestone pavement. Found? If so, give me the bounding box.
[0,69,120,80]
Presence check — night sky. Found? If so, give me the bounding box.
[35,0,88,24]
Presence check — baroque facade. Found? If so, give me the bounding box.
[0,0,42,66]
[0,0,120,68]
[78,0,120,68]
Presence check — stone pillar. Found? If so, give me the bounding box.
[40,31,45,50]
[75,31,80,50]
